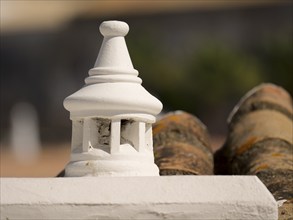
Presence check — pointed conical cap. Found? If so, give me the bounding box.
[64,21,162,121]
[88,21,139,81]
[95,21,134,68]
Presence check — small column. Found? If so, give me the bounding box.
[110,119,121,154]
[134,121,145,152]
[82,118,98,152]
[71,120,83,152]
[145,123,153,151]
[82,118,90,152]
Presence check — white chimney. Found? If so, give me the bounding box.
[63,20,162,177]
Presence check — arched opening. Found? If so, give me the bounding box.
[79,118,111,153]
[121,119,145,152]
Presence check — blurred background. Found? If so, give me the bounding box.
[1,1,292,176]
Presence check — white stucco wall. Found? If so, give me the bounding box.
[1,176,277,219]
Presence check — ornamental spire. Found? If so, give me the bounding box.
[63,21,162,177]
[86,20,141,85]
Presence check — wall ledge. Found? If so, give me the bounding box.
[0,176,277,219]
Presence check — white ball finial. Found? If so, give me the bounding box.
[99,20,129,37]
